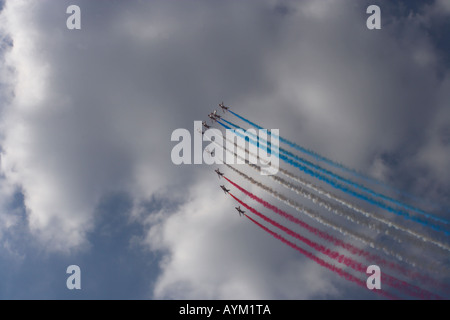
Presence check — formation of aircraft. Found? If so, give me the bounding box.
[213,168,242,217]
[206,102,229,124]
[207,103,240,217]
[235,206,245,217]
[208,112,218,123]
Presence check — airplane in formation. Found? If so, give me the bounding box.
[215,168,224,178]
[202,121,211,129]
[219,102,229,113]
[212,110,222,120]
[220,185,230,194]
[208,102,229,122]
[208,112,218,123]
[213,110,222,119]
[235,206,245,217]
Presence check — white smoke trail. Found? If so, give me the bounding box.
[213,133,450,254]
[276,168,450,254]
[225,163,444,272]
[204,133,446,272]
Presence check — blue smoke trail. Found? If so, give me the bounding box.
[228,110,447,212]
[217,120,450,236]
[222,118,449,227]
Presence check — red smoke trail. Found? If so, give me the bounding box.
[223,179,361,253]
[220,136,450,255]
[228,188,442,299]
[241,208,397,300]
[222,164,449,291]
[223,177,426,282]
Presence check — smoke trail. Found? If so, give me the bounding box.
[222,163,444,272]
[222,118,449,228]
[206,133,449,268]
[228,110,447,212]
[274,167,450,254]
[215,133,450,254]
[240,207,397,300]
[207,133,449,290]
[230,193,442,299]
[206,131,449,271]
[225,173,448,287]
[217,120,450,236]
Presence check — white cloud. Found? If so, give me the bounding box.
[144,178,340,299]
[417,74,450,184]
[0,24,91,249]
[0,0,194,251]
[436,0,450,14]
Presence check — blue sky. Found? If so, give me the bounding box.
[0,0,449,299]
[0,189,157,299]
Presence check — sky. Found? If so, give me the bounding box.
[0,0,449,299]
